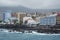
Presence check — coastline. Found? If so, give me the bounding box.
[0,24,60,34]
[0,28,60,35]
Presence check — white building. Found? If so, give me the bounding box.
[23,16,40,27]
[39,14,57,25]
[4,12,11,23]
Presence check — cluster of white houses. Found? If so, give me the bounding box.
[0,11,60,26]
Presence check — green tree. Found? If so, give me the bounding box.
[0,20,2,23]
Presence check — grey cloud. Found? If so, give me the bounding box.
[0,0,60,9]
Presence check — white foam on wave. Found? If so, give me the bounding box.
[26,31,60,35]
[0,29,60,35]
[32,33,60,35]
[0,29,22,33]
[0,29,9,32]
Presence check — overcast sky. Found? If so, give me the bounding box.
[0,0,60,9]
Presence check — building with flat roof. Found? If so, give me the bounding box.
[16,12,27,23]
[0,13,3,21]
[39,14,57,26]
[11,12,27,23]
[56,12,60,25]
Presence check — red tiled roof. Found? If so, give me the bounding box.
[57,12,60,16]
[11,13,17,17]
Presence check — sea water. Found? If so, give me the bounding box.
[0,29,60,40]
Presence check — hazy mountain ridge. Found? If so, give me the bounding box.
[0,6,60,13]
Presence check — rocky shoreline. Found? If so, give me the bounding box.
[0,24,60,34]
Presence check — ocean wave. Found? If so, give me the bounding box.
[0,29,22,33]
[32,31,60,35]
[0,29,60,35]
